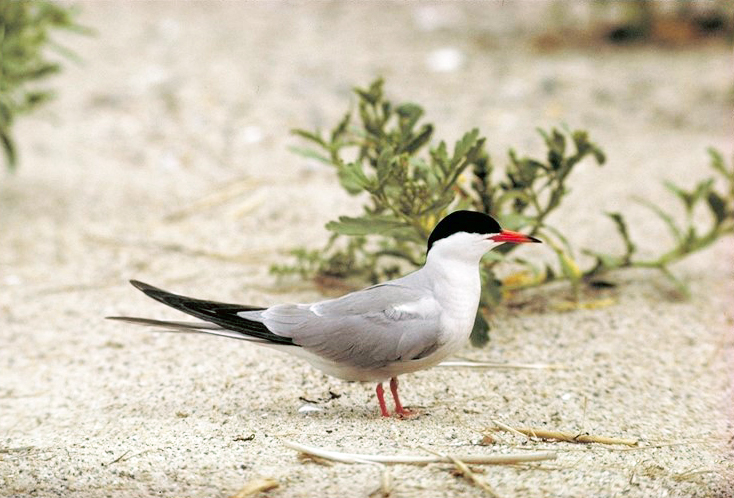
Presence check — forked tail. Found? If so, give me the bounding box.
[107,280,296,346]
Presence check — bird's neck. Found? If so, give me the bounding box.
[422,254,482,316]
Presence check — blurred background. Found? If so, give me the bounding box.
[2,1,732,294]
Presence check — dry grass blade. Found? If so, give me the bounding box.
[230,477,279,498]
[422,447,500,497]
[283,440,556,465]
[447,456,499,497]
[493,425,638,447]
[103,450,131,466]
[297,452,334,466]
[672,466,717,481]
[491,420,531,441]
[381,468,393,496]
[368,468,394,498]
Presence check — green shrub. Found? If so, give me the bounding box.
[0,0,88,169]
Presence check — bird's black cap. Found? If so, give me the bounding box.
[427,210,501,253]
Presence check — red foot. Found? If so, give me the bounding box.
[375,378,416,418]
[389,377,415,418]
[375,383,390,417]
[394,406,415,418]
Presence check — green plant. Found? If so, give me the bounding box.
[583,148,734,295]
[273,78,734,346]
[0,0,88,170]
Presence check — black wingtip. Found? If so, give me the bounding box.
[130,279,158,292]
[106,315,151,323]
[119,279,293,346]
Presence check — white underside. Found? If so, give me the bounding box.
[266,339,464,382]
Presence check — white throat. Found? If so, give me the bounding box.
[419,231,501,336]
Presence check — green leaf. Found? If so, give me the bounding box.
[337,162,371,194]
[539,128,566,170]
[354,78,384,105]
[431,140,449,171]
[287,146,331,165]
[396,102,423,119]
[590,144,606,165]
[571,130,589,149]
[1,132,18,169]
[659,266,691,298]
[0,100,12,126]
[24,90,54,108]
[707,147,728,178]
[469,311,490,347]
[396,102,423,133]
[692,179,714,206]
[706,191,727,225]
[375,147,395,184]
[451,128,479,166]
[524,158,550,172]
[663,180,694,211]
[291,128,326,146]
[401,123,433,154]
[606,212,636,258]
[330,112,351,143]
[556,249,582,283]
[550,129,566,155]
[516,159,539,185]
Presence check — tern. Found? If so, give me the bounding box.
[108,210,540,417]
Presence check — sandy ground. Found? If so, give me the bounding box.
[1,2,733,497]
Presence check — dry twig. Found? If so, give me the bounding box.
[297,452,334,466]
[103,450,131,466]
[368,468,394,498]
[283,440,556,465]
[422,447,500,497]
[230,477,279,498]
[672,466,717,481]
[490,420,531,441]
[492,424,638,447]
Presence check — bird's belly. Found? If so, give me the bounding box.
[299,318,476,383]
[297,341,460,383]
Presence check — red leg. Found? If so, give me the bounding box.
[375,383,390,417]
[389,377,412,417]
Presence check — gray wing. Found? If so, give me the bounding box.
[240,283,443,370]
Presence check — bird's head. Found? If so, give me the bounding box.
[426,210,541,263]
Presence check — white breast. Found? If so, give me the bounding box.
[415,257,482,361]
